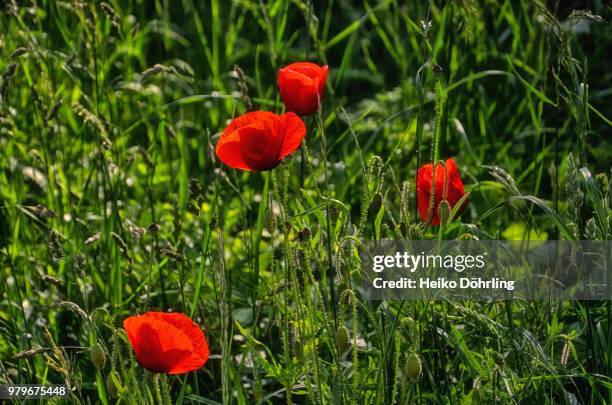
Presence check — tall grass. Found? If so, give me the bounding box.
[0,0,611,403]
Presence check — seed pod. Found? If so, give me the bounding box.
[335,325,350,353]
[404,352,422,382]
[106,370,121,398]
[401,317,416,339]
[438,200,451,225]
[563,260,579,286]
[90,343,106,370]
[264,208,277,234]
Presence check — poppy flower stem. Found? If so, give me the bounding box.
[152,374,163,405]
[252,171,270,311]
[160,374,172,405]
[431,64,447,165]
[154,232,168,308]
[299,115,309,188]
[316,109,338,328]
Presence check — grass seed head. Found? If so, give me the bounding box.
[11,47,28,58]
[297,227,311,243]
[48,230,64,262]
[42,274,63,286]
[13,346,49,359]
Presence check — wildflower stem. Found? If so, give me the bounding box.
[252,171,270,312]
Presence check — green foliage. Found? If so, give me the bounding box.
[0,0,611,404]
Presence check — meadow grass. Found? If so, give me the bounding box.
[0,0,611,403]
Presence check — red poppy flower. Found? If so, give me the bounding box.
[278,62,328,115]
[123,312,209,375]
[416,158,467,226]
[215,110,306,171]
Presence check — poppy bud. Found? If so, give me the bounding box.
[335,325,350,353]
[90,343,106,370]
[264,208,277,234]
[106,370,122,398]
[404,352,422,382]
[278,62,328,116]
[565,262,579,286]
[438,199,451,225]
[401,317,416,339]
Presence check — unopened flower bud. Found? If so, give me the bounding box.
[404,352,422,382]
[438,200,450,225]
[90,343,106,370]
[335,325,350,353]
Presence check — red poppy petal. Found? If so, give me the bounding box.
[278,112,306,160]
[132,326,163,371]
[147,312,209,363]
[279,70,317,115]
[416,159,467,226]
[216,129,253,171]
[317,65,329,94]
[300,85,321,115]
[124,312,209,375]
[278,68,315,93]
[238,123,283,171]
[416,164,434,224]
[137,322,179,373]
[446,159,465,195]
[284,62,325,78]
[124,316,175,373]
[224,111,276,134]
[166,350,208,375]
[444,158,466,212]
[217,111,279,171]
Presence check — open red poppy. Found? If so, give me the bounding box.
[278,62,328,116]
[123,312,209,375]
[215,110,306,171]
[416,158,467,226]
